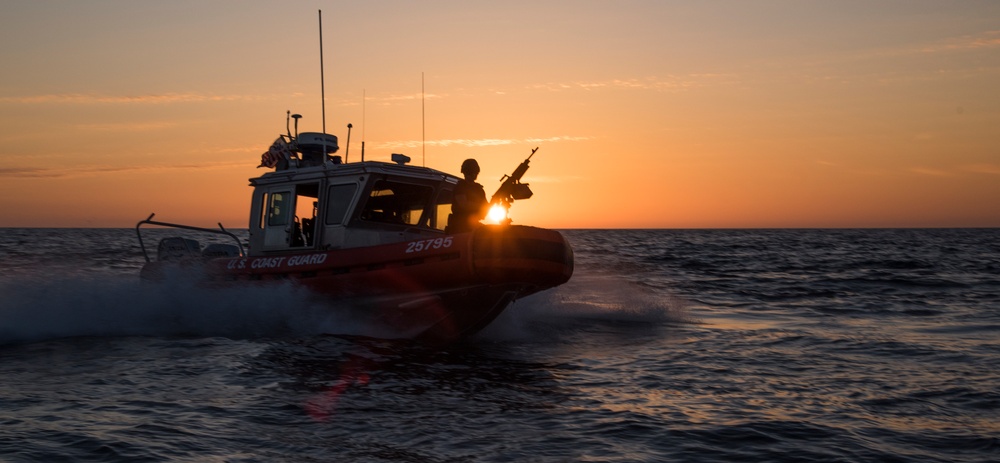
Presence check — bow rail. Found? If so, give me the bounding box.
[135,213,245,262]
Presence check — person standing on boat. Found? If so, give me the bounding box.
[448,159,490,233]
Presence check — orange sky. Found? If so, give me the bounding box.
[1,1,998,228]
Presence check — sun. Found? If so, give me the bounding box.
[485,204,508,224]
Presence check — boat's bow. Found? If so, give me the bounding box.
[472,224,573,291]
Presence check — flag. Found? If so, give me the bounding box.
[259,137,291,168]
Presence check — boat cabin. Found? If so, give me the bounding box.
[248,151,459,256]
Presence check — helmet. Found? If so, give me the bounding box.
[461,159,480,175]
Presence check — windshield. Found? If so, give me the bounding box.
[358,178,451,230]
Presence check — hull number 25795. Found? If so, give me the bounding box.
[406,237,454,254]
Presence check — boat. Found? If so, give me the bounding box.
[135,114,574,342]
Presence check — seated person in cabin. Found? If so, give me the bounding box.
[300,201,318,246]
[448,159,490,234]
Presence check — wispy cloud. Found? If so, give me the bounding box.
[0,167,63,178]
[961,163,1000,175]
[909,167,955,177]
[75,121,179,132]
[0,92,268,105]
[516,174,585,184]
[378,135,591,150]
[920,30,1000,53]
[0,160,249,179]
[338,92,444,107]
[905,163,1000,177]
[376,92,443,103]
[758,30,1000,85]
[526,75,731,93]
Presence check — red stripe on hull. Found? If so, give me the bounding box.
[140,225,573,342]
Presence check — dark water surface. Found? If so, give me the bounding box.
[1,228,998,462]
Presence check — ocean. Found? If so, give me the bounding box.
[1,228,998,462]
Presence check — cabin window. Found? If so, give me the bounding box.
[360,179,433,227]
[432,188,454,231]
[292,183,320,247]
[257,192,269,229]
[325,184,358,225]
[293,184,319,222]
[268,191,291,226]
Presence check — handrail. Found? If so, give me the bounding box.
[135,213,245,262]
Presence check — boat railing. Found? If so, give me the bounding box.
[135,213,246,262]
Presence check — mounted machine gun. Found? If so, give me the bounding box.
[491,147,538,211]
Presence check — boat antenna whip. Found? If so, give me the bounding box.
[361,89,368,162]
[345,123,353,163]
[422,72,426,167]
[318,10,328,164]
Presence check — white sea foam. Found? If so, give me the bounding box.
[0,270,384,345]
[478,269,692,342]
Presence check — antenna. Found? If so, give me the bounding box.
[361,89,368,162]
[421,72,426,167]
[292,114,302,138]
[318,10,328,163]
[345,123,352,163]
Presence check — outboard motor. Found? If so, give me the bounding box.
[157,237,201,261]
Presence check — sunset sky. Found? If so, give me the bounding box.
[1,1,998,228]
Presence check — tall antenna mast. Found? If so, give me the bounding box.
[422,72,426,167]
[361,89,368,162]
[318,10,328,164]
